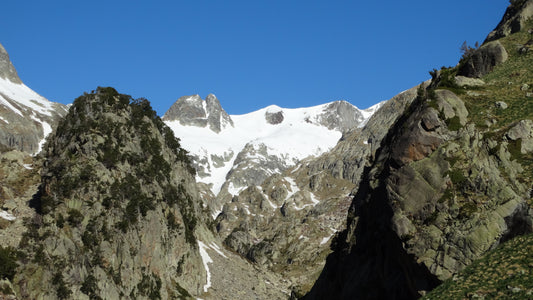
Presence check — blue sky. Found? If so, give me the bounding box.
[1,1,509,115]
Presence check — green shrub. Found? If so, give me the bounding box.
[67,209,84,226]
[81,274,101,299]
[446,116,463,131]
[0,246,18,280]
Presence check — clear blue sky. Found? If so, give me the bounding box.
[1,1,509,115]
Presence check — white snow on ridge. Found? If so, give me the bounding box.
[0,77,55,117]
[358,100,386,128]
[165,102,352,195]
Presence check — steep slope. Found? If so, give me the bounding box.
[423,233,533,299]
[0,43,68,154]
[214,85,420,294]
[305,2,533,298]
[12,87,209,299]
[3,87,291,300]
[164,94,383,216]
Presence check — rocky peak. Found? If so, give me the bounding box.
[316,100,376,133]
[206,93,234,132]
[163,93,234,133]
[0,43,68,153]
[14,87,210,299]
[485,0,533,43]
[0,43,22,84]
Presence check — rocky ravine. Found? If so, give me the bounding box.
[215,84,422,294]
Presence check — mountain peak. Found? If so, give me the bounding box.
[163,94,234,133]
[0,43,22,84]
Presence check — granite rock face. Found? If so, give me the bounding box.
[163,94,234,133]
[457,41,508,78]
[305,46,532,300]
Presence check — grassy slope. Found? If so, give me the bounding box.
[423,234,533,299]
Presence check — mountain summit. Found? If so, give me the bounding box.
[162,94,234,133]
[0,43,67,153]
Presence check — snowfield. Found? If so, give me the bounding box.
[166,101,381,196]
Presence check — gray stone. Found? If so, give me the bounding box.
[455,76,485,87]
[265,110,284,125]
[457,41,508,78]
[495,101,508,109]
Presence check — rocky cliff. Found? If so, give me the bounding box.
[214,85,418,294]
[304,2,533,298]
[0,43,68,154]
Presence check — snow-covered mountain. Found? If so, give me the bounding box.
[164,94,384,216]
[0,43,68,153]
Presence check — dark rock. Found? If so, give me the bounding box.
[457,41,508,78]
[265,110,284,125]
[485,0,533,43]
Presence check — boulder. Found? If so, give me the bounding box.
[457,41,508,78]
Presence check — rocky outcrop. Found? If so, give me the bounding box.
[457,40,508,78]
[0,43,22,84]
[305,67,533,299]
[206,94,234,132]
[315,100,368,132]
[163,94,233,133]
[13,88,209,299]
[485,0,533,42]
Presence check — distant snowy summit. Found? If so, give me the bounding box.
[0,43,68,154]
[164,93,384,215]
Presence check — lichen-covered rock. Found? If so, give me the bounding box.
[305,77,532,299]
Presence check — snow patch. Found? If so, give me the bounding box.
[0,77,55,117]
[0,210,16,221]
[209,242,228,258]
[23,164,33,170]
[197,241,213,292]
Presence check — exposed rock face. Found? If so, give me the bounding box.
[206,93,234,132]
[0,43,68,153]
[0,150,40,248]
[305,66,533,300]
[457,40,508,78]
[163,94,234,133]
[0,43,22,84]
[13,88,209,299]
[485,0,533,42]
[265,110,284,125]
[316,100,374,132]
[214,85,420,294]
